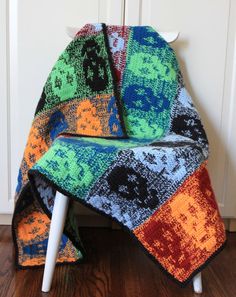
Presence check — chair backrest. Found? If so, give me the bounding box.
[119,26,180,140]
[67,24,181,140]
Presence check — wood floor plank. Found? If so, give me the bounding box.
[0,226,235,297]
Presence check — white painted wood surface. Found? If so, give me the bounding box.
[193,272,203,294]
[0,0,236,221]
[0,0,125,219]
[66,26,179,43]
[0,0,13,214]
[41,192,70,292]
[125,0,236,218]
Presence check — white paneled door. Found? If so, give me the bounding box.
[0,0,125,222]
[125,0,236,218]
[1,0,235,223]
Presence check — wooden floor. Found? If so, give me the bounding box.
[0,226,235,297]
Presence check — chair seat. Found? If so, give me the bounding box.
[29,133,204,230]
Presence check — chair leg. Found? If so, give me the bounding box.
[193,272,202,294]
[41,191,70,293]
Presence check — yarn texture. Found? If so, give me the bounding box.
[12,23,226,285]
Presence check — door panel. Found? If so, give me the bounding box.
[0,0,124,217]
[125,0,236,217]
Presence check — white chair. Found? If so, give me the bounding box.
[41,191,202,293]
[66,26,180,43]
[41,29,202,294]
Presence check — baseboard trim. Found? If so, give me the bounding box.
[223,218,236,232]
[1,214,235,232]
[0,214,13,225]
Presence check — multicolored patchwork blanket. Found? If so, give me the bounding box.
[12,23,226,285]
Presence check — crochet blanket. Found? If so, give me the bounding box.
[12,23,226,286]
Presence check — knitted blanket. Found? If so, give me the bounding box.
[12,23,226,286]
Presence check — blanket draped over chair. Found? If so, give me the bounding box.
[12,23,226,285]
